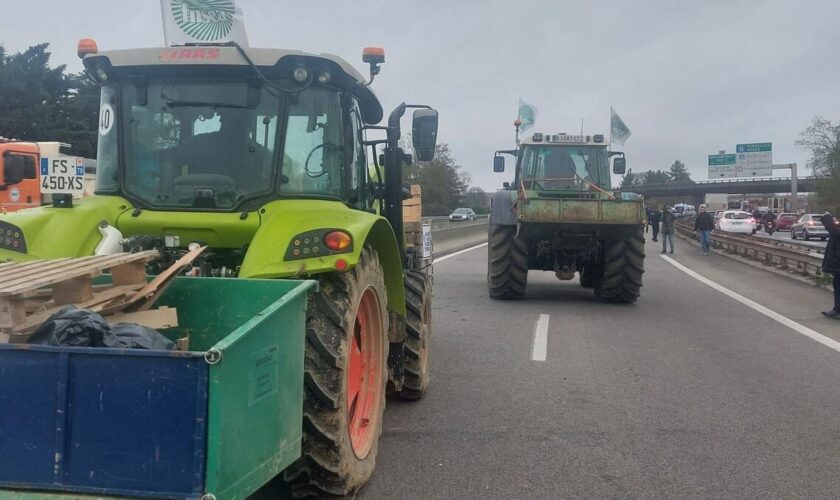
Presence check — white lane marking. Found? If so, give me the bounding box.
[661,255,840,354]
[433,242,488,264]
[532,314,550,361]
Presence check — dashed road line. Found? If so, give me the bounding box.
[532,314,550,361]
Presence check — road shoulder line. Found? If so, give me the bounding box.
[433,242,488,264]
[660,254,840,354]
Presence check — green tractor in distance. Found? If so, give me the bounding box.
[489,132,645,303]
[0,41,438,497]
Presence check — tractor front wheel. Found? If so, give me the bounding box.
[284,247,388,498]
[487,224,528,299]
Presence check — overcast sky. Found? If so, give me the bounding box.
[2,0,839,190]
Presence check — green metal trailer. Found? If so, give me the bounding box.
[0,277,315,500]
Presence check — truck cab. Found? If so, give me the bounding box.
[0,141,39,212]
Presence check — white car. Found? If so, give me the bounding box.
[717,210,755,235]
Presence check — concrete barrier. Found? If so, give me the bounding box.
[431,220,488,256]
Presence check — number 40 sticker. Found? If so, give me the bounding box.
[99,103,114,135]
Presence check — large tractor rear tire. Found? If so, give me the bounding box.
[400,268,432,401]
[284,247,389,498]
[487,224,528,299]
[579,268,596,288]
[594,231,645,304]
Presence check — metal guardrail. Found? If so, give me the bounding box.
[430,220,487,256]
[675,221,825,278]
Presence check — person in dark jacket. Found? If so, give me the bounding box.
[660,204,676,254]
[649,208,661,242]
[820,213,840,319]
[694,204,715,255]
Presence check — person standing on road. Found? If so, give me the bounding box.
[649,207,661,242]
[694,204,715,256]
[661,204,675,254]
[820,213,840,319]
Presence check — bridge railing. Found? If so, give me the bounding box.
[633,176,823,191]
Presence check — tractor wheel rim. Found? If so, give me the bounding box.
[347,287,383,459]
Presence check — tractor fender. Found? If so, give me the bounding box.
[0,196,131,262]
[489,190,518,226]
[240,200,406,316]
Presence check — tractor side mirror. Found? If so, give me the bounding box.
[412,109,438,162]
[613,157,626,175]
[493,156,505,172]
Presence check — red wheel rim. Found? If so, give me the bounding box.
[347,287,384,459]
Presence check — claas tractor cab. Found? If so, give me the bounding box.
[0,39,438,497]
[489,131,644,303]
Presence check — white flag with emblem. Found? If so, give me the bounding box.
[610,106,632,146]
[161,0,249,47]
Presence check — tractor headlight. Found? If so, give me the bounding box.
[0,221,27,253]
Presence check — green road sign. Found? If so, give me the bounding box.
[736,143,772,153]
[708,154,736,166]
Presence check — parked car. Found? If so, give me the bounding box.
[775,213,798,231]
[717,210,755,235]
[791,214,829,241]
[449,208,476,221]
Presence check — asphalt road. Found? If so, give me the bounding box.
[358,235,840,499]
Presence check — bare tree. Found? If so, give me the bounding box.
[796,117,840,212]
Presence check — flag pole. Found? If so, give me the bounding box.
[514,119,521,148]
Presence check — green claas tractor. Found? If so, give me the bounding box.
[489,132,644,303]
[0,41,438,497]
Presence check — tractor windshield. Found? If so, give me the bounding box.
[96,79,347,209]
[519,145,609,192]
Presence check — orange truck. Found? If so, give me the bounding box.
[0,139,94,212]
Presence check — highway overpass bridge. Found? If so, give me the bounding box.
[629,176,824,203]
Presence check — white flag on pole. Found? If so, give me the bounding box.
[161,0,249,47]
[610,106,632,146]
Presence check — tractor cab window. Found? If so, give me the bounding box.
[347,98,367,206]
[118,80,281,209]
[519,146,607,191]
[279,89,344,198]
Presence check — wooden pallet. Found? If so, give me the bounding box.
[0,251,159,336]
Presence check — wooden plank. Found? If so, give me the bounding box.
[53,278,93,305]
[403,204,422,223]
[0,297,27,330]
[0,258,76,283]
[176,337,190,351]
[107,307,178,330]
[126,246,206,312]
[11,284,143,335]
[0,256,102,293]
[0,251,158,296]
[0,259,52,279]
[111,262,147,286]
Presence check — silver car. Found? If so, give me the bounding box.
[791,214,829,241]
[449,208,476,221]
